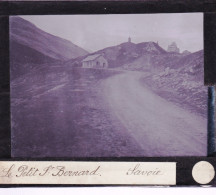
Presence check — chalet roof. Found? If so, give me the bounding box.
[82,54,102,62]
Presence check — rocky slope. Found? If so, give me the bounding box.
[67,41,168,68]
[141,50,206,117]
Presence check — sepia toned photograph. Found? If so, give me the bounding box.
[10,13,207,158]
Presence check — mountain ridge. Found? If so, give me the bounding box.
[67,41,168,66]
[10,16,89,61]
[67,40,203,73]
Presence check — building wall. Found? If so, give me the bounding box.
[167,42,180,53]
[82,56,108,68]
[168,46,180,53]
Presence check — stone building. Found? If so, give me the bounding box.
[82,54,108,68]
[167,42,180,53]
[182,50,191,55]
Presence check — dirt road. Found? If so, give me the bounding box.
[11,68,144,157]
[103,71,207,156]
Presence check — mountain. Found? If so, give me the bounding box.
[67,41,168,68]
[67,41,203,79]
[94,41,168,68]
[10,16,88,62]
[10,16,89,79]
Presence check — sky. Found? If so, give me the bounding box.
[21,13,203,53]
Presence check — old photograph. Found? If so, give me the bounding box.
[10,13,207,157]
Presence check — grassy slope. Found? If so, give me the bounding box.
[10,16,88,61]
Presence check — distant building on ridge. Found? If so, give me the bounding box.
[167,42,180,53]
[182,50,191,55]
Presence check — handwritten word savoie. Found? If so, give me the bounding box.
[126,164,163,176]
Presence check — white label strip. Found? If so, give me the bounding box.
[0,161,176,185]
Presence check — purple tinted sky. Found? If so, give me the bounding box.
[21,13,203,53]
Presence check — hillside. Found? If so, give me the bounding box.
[67,41,203,75]
[67,41,168,68]
[10,16,89,79]
[10,16,88,61]
[142,50,206,117]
